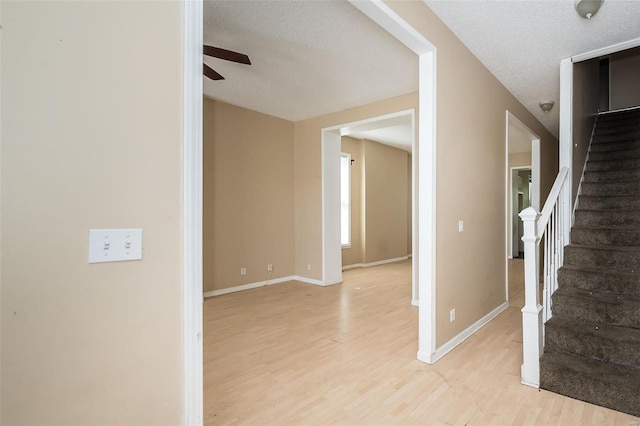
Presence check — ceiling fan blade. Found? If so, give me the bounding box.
[204,63,224,80]
[204,45,251,65]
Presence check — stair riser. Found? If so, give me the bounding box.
[590,140,640,152]
[574,210,640,226]
[540,358,640,417]
[558,267,640,296]
[597,121,640,130]
[586,158,640,171]
[565,246,640,270]
[552,292,640,328]
[571,228,640,246]
[589,149,640,161]
[583,168,640,182]
[578,195,640,210]
[593,126,640,142]
[545,324,640,369]
[581,181,640,196]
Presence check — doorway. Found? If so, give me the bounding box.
[510,167,531,259]
[504,111,540,305]
[322,109,418,300]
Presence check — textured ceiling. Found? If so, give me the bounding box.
[205,0,640,142]
[425,0,640,137]
[204,0,418,122]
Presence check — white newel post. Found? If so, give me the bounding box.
[519,207,543,388]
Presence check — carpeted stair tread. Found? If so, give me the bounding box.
[574,209,640,226]
[551,286,640,328]
[578,194,640,210]
[581,180,640,196]
[589,148,640,161]
[571,225,640,246]
[564,244,640,271]
[584,168,640,182]
[545,316,640,369]
[586,157,640,171]
[558,260,640,298]
[589,140,640,152]
[540,351,640,417]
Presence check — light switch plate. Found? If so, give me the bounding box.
[89,228,143,263]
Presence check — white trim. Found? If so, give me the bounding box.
[203,275,343,298]
[349,0,435,55]
[342,255,409,271]
[294,275,338,286]
[203,276,295,298]
[325,108,416,134]
[321,131,344,286]
[417,48,438,364]
[559,57,573,242]
[571,37,640,63]
[421,302,509,364]
[182,0,203,424]
[411,299,419,307]
[600,105,640,115]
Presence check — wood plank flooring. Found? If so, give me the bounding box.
[204,259,639,425]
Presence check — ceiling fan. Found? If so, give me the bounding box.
[203,45,251,81]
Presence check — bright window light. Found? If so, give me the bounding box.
[340,153,351,247]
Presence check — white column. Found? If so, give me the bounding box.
[519,207,543,388]
[559,58,573,243]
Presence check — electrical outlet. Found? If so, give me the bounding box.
[450,308,456,322]
[307,264,311,271]
[240,267,247,275]
[267,264,273,272]
[458,220,464,232]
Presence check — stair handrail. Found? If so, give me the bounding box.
[519,166,570,389]
[537,167,569,236]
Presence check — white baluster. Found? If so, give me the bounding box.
[519,207,543,388]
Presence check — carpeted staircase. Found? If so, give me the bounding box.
[540,108,640,417]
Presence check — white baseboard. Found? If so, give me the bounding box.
[292,275,326,286]
[203,276,295,298]
[342,255,409,271]
[418,301,510,364]
[204,274,342,297]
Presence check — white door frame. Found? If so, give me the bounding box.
[346,1,438,364]
[182,0,203,424]
[181,0,439,423]
[503,111,540,303]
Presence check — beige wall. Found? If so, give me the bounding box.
[572,58,600,200]
[610,48,640,111]
[384,1,558,346]
[203,99,295,292]
[363,140,408,263]
[1,1,182,424]
[294,93,419,279]
[509,152,532,168]
[341,137,410,267]
[340,137,364,266]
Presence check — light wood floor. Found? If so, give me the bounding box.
[204,259,639,425]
